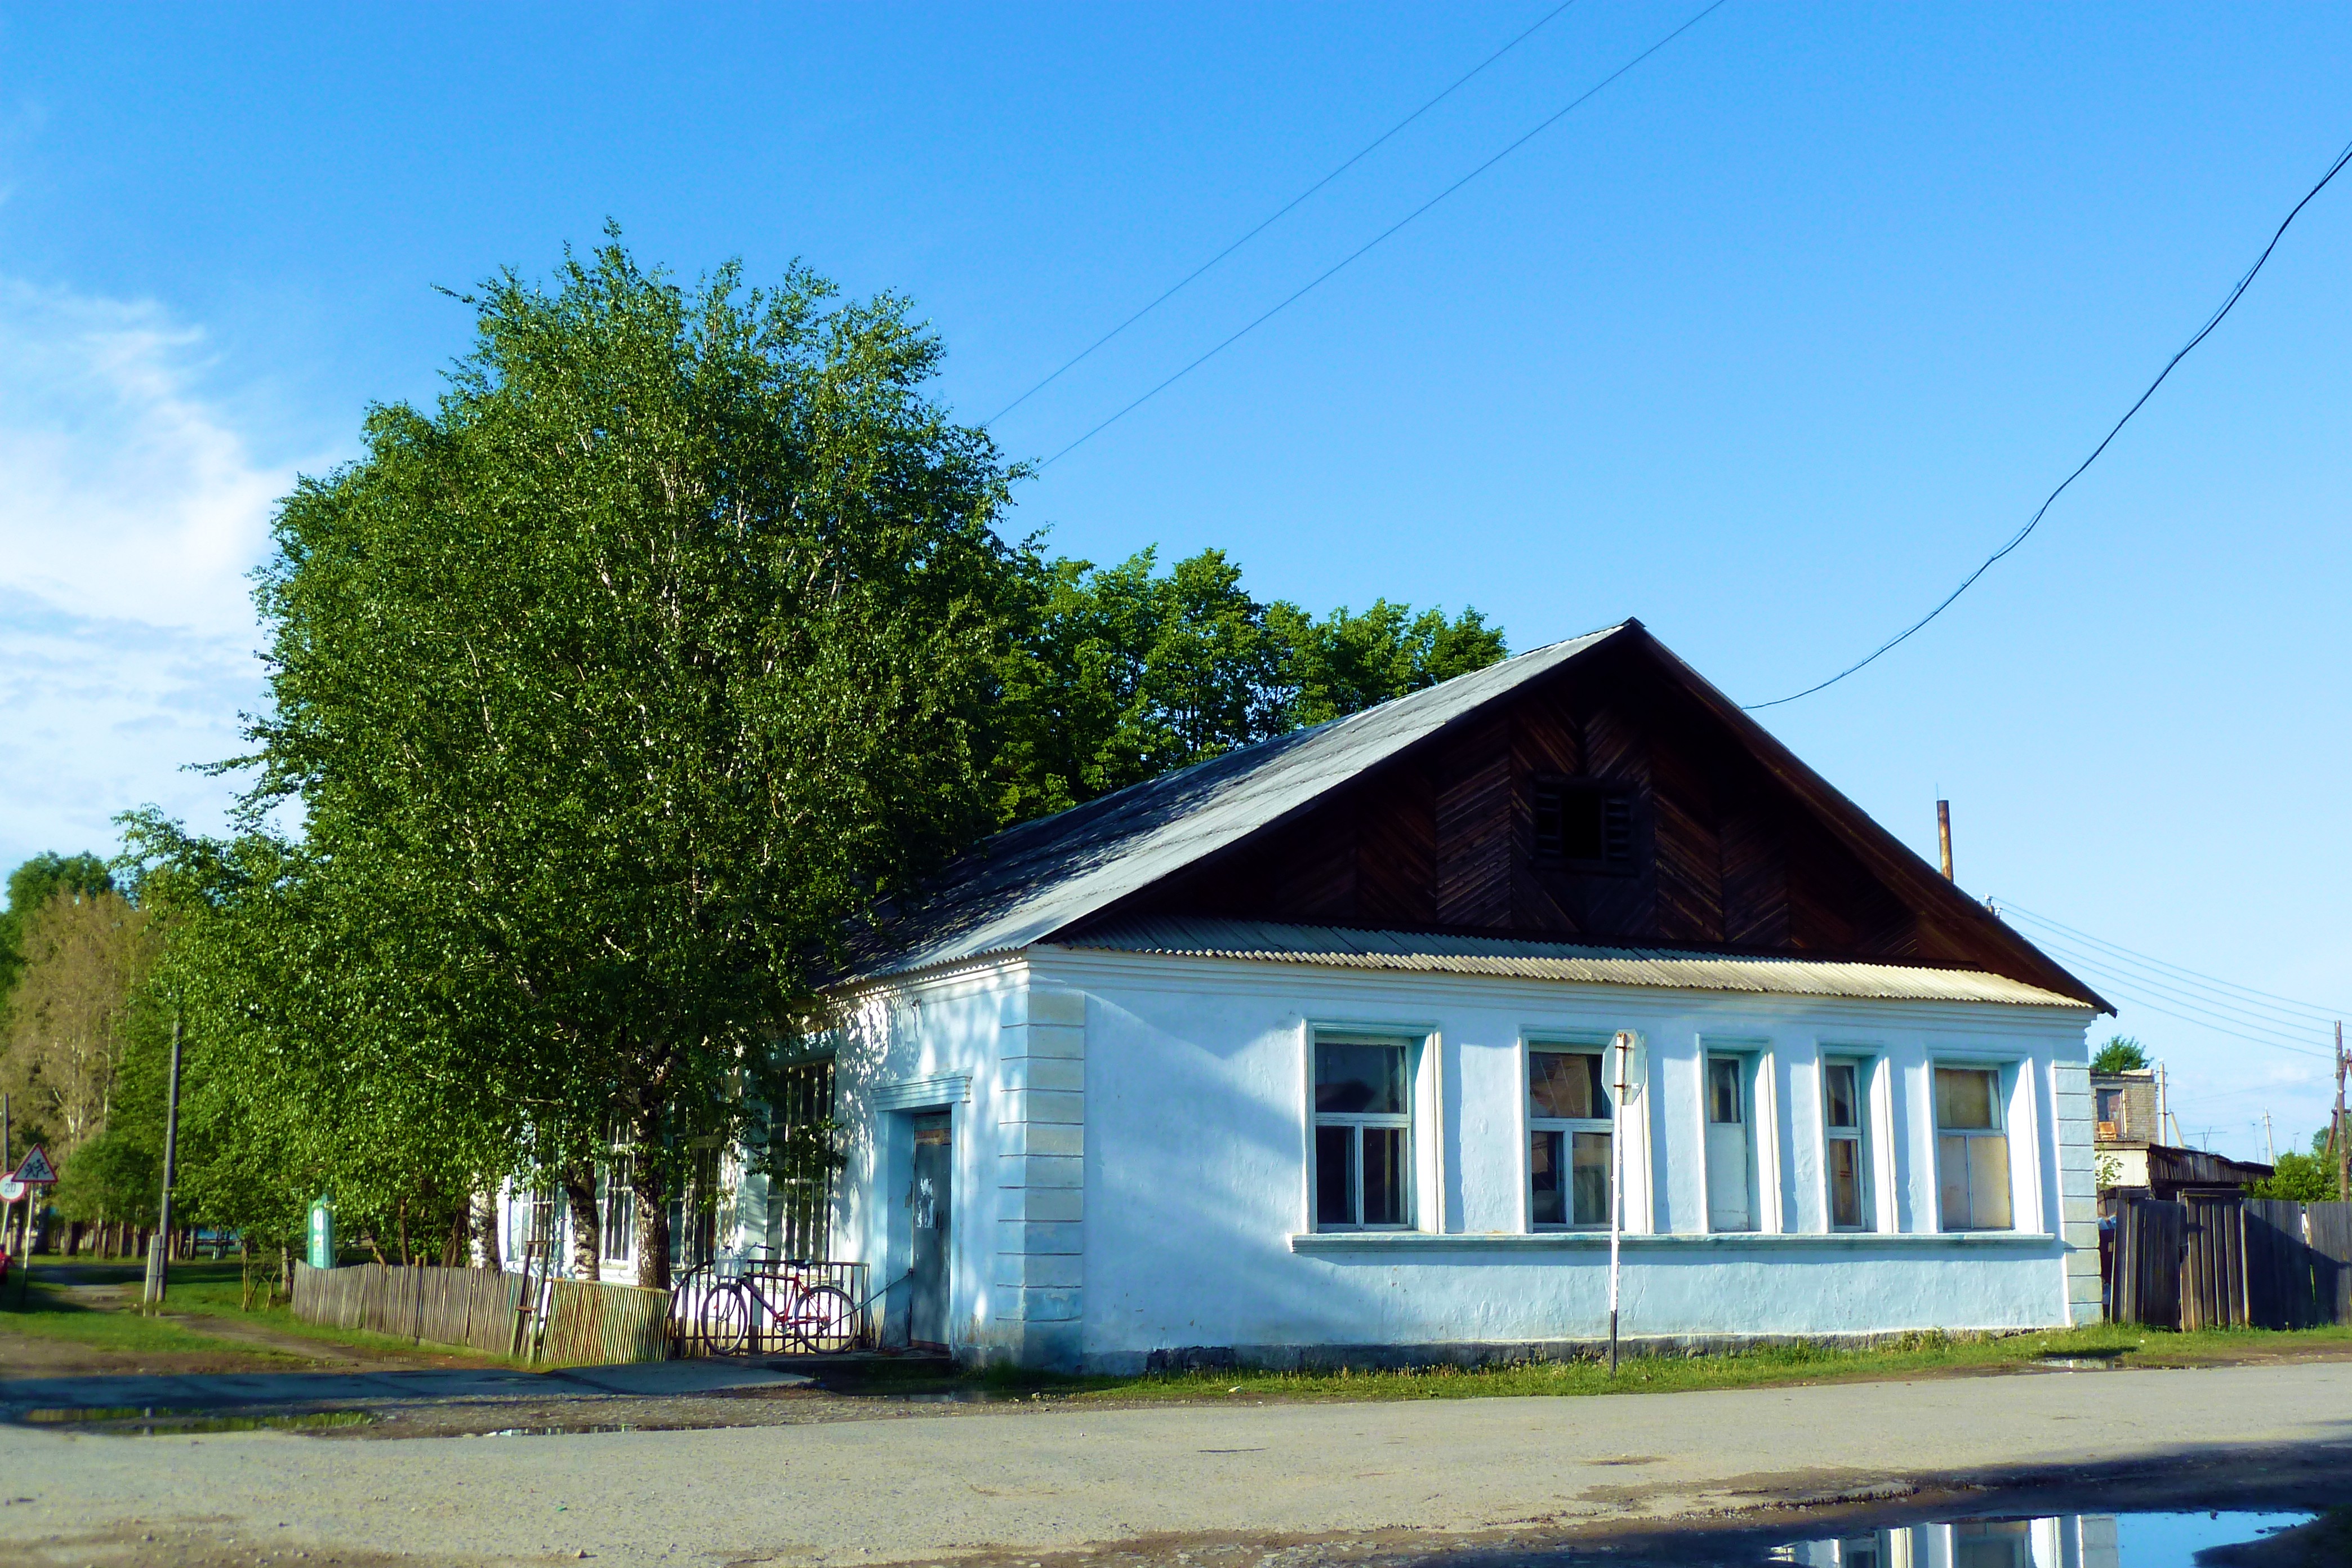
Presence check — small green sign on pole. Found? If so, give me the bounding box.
[307,1196,335,1271]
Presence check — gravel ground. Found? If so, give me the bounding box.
[0,1360,2347,1568]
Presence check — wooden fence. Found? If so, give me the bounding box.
[538,1277,670,1366]
[291,1263,668,1364]
[2113,1197,2351,1330]
[2112,1196,2181,1328]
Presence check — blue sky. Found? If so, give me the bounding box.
[3,3,2346,1157]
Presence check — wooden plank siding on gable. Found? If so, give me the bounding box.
[1101,638,2026,977]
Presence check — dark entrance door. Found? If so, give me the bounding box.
[908,1113,952,1348]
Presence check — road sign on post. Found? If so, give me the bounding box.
[9,1147,57,1187]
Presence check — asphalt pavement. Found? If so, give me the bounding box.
[1,1360,2347,1568]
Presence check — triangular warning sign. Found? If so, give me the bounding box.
[10,1145,57,1184]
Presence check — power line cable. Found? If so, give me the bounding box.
[2014,924,2342,1035]
[1748,133,2352,711]
[1998,898,2346,1021]
[2066,975,2334,1063]
[2025,938,2335,1059]
[1036,0,1733,469]
[986,0,1587,427]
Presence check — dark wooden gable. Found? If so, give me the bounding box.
[1083,626,2096,1003]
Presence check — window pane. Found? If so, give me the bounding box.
[1708,1057,1743,1124]
[1530,1050,1606,1120]
[1827,1138,1863,1229]
[1938,1133,1972,1229]
[1935,1067,1997,1130]
[1361,1126,1406,1226]
[1317,1042,1407,1115]
[1315,1124,1356,1227]
[1529,1130,1566,1226]
[1571,1131,1612,1227]
[1824,1064,1859,1129]
[1968,1134,2012,1230]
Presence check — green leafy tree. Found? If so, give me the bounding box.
[114,814,522,1264]
[2090,1036,2150,1074]
[992,547,1506,820]
[0,852,113,1014]
[229,233,1024,1287]
[2246,1128,2344,1202]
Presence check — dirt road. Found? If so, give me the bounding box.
[1,1360,2347,1567]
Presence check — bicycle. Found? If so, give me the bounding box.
[698,1260,858,1355]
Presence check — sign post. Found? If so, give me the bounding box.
[1607,1031,1645,1378]
[4,1147,58,1306]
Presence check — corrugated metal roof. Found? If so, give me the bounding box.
[843,625,1629,982]
[1057,916,2091,1009]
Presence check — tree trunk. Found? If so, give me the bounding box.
[631,1129,670,1292]
[470,1185,502,1271]
[563,1162,600,1281]
[444,1201,470,1269]
[396,1199,411,1266]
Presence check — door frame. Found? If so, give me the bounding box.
[887,1102,961,1349]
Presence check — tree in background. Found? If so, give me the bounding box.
[992,546,1505,821]
[0,853,114,1018]
[2090,1036,2150,1074]
[0,885,160,1158]
[2246,1128,2343,1203]
[112,816,511,1267]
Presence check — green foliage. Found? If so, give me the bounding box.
[86,235,1511,1275]
[2090,1036,2150,1074]
[0,852,113,1012]
[187,231,1028,1283]
[991,546,1505,819]
[2247,1126,2344,1202]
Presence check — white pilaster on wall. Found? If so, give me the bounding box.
[2051,1061,2102,1324]
[996,987,1085,1367]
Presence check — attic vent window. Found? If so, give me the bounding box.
[1532,778,1634,871]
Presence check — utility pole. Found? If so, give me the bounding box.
[1936,800,1955,881]
[2262,1111,2275,1166]
[2335,1021,2347,1202]
[142,1012,185,1309]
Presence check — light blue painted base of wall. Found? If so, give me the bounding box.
[1086,1324,2064,1377]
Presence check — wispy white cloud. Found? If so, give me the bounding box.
[0,279,297,636]
[0,280,310,876]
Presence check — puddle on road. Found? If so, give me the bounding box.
[1539,1510,2324,1567]
[15,1406,372,1436]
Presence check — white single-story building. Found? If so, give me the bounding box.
[513,621,2111,1370]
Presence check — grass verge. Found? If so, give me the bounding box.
[790,1322,2352,1405]
[3,1260,520,1367]
[0,1276,292,1360]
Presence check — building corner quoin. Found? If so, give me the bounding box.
[993,982,1087,1369]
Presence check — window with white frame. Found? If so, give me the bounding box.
[1821,1058,1872,1232]
[1527,1047,1611,1228]
[1313,1037,1413,1230]
[1704,1053,1758,1232]
[1935,1066,2013,1231]
[600,1146,636,1260]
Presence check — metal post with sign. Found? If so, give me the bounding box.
[4,1146,59,1306]
[1607,1031,1645,1377]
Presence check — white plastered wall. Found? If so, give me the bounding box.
[1018,948,2092,1373]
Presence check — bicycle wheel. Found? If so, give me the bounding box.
[700,1281,751,1356]
[790,1284,857,1353]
